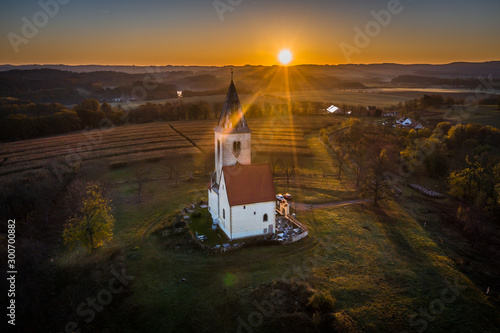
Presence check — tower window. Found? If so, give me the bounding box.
[223,209,225,219]
[263,214,268,222]
[217,140,221,157]
[233,141,241,157]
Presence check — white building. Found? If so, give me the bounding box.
[396,118,413,126]
[208,75,276,240]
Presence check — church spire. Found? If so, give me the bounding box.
[215,71,251,134]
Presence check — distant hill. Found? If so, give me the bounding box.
[2,61,499,78]
[1,61,499,104]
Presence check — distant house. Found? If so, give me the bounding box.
[383,111,397,117]
[396,118,412,127]
[395,117,425,130]
[410,122,424,131]
[327,105,340,113]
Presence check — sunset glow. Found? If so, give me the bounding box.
[0,0,499,65]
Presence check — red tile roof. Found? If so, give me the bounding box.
[222,163,276,206]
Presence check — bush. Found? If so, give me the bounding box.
[306,291,336,314]
[174,221,187,228]
[333,311,361,333]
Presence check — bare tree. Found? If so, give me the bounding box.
[132,163,151,202]
[164,158,174,179]
[270,155,281,177]
[332,146,348,179]
[348,144,368,187]
[171,163,182,188]
[361,149,394,206]
[281,159,295,191]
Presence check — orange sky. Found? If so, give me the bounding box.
[1,0,499,66]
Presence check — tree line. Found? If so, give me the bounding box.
[0,97,332,142]
[396,94,500,113]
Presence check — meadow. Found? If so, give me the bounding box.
[2,110,500,332]
[24,117,497,333]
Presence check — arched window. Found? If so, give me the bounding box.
[232,141,241,157]
[217,140,221,156]
[263,214,268,222]
[223,209,225,219]
[233,141,241,154]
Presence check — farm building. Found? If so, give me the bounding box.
[396,118,413,127]
[396,117,425,130]
[208,75,277,240]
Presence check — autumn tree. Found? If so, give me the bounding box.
[101,102,113,116]
[448,154,500,208]
[63,183,115,253]
[73,99,104,129]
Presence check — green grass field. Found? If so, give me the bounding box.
[50,124,500,332]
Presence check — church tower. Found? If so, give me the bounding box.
[208,71,276,240]
[213,72,251,183]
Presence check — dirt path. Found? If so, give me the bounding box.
[290,198,372,212]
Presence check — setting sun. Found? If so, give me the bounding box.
[278,50,293,65]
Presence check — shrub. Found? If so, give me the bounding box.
[333,311,361,333]
[306,291,336,314]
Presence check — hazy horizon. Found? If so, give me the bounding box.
[2,60,500,68]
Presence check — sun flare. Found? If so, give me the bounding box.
[278,49,293,65]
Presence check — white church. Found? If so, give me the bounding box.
[208,75,277,240]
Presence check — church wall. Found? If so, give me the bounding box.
[215,132,251,182]
[217,174,232,239]
[221,132,251,167]
[230,201,276,240]
[207,188,219,221]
